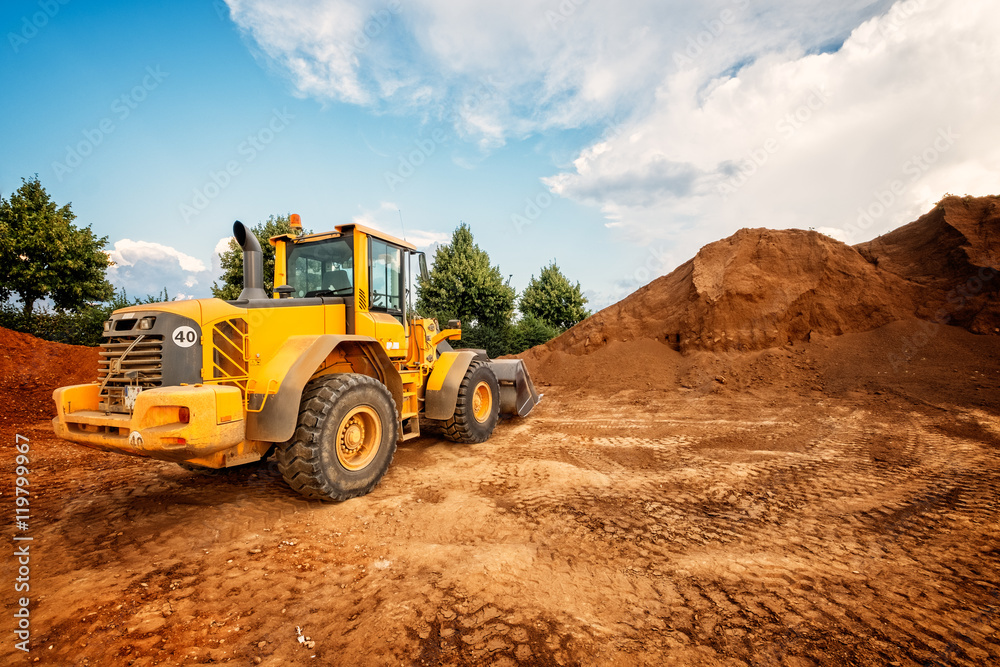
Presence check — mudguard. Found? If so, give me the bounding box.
[425,351,542,420]
[424,351,479,420]
[247,335,402,442]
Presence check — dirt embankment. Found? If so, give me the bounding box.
[856,195,1000,333]
[531,195,999,361]
[522,195,1000,396]
[0,326,97,429]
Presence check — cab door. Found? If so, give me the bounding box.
[362,237,407,358]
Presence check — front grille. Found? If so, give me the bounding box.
[98,334,164,413]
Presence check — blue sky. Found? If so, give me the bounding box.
[3,0,998,311]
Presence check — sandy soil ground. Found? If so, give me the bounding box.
[3,383,998,666]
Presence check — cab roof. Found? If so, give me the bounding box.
[278,224,417,251]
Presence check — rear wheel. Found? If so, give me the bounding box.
[440,361,500,443]
[276,374,398,501]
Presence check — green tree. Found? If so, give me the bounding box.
[211,215,305,299]
[519,261,590,330]
[416,223,516,329]
[510,314,560,354]
[0,175,114,316]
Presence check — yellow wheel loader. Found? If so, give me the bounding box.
[52,219,540,500]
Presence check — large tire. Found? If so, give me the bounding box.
[276,374,398,501]
[439,361,500,444]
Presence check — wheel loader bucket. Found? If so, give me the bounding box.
[486,359,542,417]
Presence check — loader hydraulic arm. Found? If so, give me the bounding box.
[430,323,462,348]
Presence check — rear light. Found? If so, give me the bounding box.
[162,437,187,445]
[178,408,190,423]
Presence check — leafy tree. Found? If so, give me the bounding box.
[459,321,514,359]
[211,215,305,299]
[0,175,114,317]
[519,261,590,330]
[417,223,516,329]
[0,287,170,347]
[510,314,560,354]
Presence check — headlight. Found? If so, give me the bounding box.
[138,317,156,330]
[103,320,112,332]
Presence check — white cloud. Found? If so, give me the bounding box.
[352,201,449,248]
[547,0,1000,261]
[224,0,893,142]
[107,239,216,300]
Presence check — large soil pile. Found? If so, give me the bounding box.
[522,195,1000,402]
[539,195,999,358]
[0,326,98,428]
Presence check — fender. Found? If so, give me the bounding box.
[247,335,403,442]
[424,350,480,420]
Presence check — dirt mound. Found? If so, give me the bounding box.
[523,317,1000,411]
[856,195,1000,333]
[535,195,999,360]
[0,327,98,428]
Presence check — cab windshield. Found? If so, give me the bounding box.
[286,236,354,298]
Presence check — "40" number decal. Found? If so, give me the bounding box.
[172,326,198,348]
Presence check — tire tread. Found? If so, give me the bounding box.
[275,374,398,501]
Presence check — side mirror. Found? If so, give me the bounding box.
[275,285,294,299]
[418,252,429,281]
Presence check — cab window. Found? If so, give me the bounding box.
[286,237,354,298]
[370,239,402,313]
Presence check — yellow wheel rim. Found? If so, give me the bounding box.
[336,406,381,471]
[472,381,493,423]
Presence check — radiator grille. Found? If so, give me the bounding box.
[98,335,163,413]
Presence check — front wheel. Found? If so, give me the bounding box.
[276,374,398,501]
[439,361,500,443]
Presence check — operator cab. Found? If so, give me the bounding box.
[270,219,426,359]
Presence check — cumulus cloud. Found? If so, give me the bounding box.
[548,0,1000,260]
[107,240,216,299]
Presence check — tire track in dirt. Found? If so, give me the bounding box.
[4,392,999,666]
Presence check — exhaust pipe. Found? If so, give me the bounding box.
[234,220,269,301]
